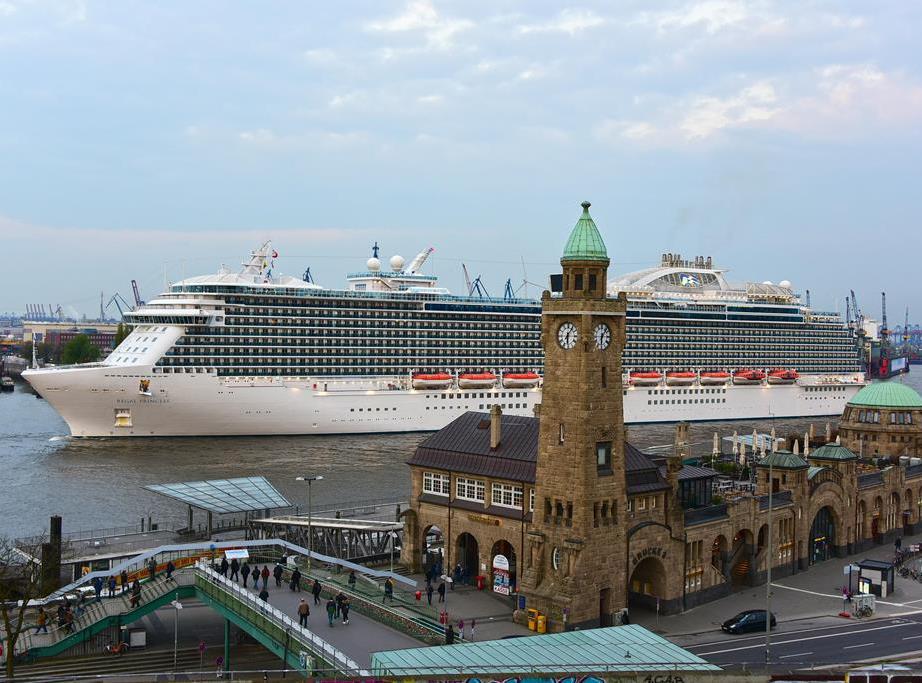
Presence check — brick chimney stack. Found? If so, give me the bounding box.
[490,404,502,450]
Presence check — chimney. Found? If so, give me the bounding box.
[674,422,690,460]
[490,404,502,450]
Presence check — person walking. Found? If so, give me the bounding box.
[35,607,48,634]
[147,558,157,581]
[92,576,103,602]
[107,575,117,597]
[219,557,229,578]
[470,618,476,642]
[260,565,270,590]
[273,562,284,588]
[297,599,310,627]
[341,595,350,625]
[437,581,446,603]
[63,607,74,633]
[290,567,301,592]
[230,558,240,582]
[120,569,129,594]
[445,624,455,645]
[458,618,464,639]
[259,587,269,603]
[325,598,336,627]
[335,591,345,618]
[426,582,433,606]
[312,579,322,606]
[130,580,141,608]
[75,591,87,618]
[252,566,261,589]
[166,560,175,581]
[383,577,394,603]
[241,562,251,587]
[348,570,356,591]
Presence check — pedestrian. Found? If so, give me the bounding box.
[896,536,903,551]
[252,566,261,589]
[312,579,322,605]
[220,557,229,578]
[261,565,270,590]
[64,607,74,633]
[298,599,310,627]
[273,563,284,587]
[148,558,157,581]
[35,606,48,634]
[92,576,103,602]
[383,577,394,603]
[326,598,336,627]
[166,560,176,581]
[335,591,345,617]
[437,581,446,603]
[348,570,356,591]
[120,569,129,594]
[470,618,475,641]
[458,618,464,639]
[426,582,433,606]
[107,575,117,597]
[130,580,141,608]
[241,562,251,587]
[230,558,240,581]
[76,591,87,618]
[341,596,350,625]
[290,567,302,592]
[842,586,849,608]
[259,587,269,602]
[445,624,455,645]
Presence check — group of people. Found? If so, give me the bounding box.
[444,618,476,644]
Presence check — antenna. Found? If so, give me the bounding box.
[504,278,515,301]
[303,267,314,284]
[372,242,380,259]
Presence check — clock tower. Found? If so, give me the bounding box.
[519,201,628,630]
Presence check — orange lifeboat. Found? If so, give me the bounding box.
[458,372,497,389]
[733,369,765,385]
[502,372,541,388]
[768,368,799,385]
[665,371,697,386]
[629,371,662,386]
[700,371,731,386]
[412,372,453,390]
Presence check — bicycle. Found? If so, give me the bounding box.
[854,605,873,618]
[105,640,130,656]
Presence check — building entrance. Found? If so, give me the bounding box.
[810,507,836,564]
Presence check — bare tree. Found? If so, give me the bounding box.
[0,533,51,679]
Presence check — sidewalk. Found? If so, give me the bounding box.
[635,529,922,639]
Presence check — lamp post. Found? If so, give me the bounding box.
[765,457,773,667]
[390,530,397,574]
[295,476,324,572]
[440,574,453,621]
[171,596,183,671]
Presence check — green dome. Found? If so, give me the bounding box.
[810,443,858,461]
[562,201,609,262]
[848,382,922,409]
[756,450,808,470]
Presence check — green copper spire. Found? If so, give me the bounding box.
[562,201,609,262]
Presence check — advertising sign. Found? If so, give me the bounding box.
[492,554,510,595]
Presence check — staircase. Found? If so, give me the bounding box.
[732,558,751,585]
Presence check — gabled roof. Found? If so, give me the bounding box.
[848,382,922,409]
[626,442,670,494]
[810,443,858,461]
[562,201,609,262]
[756,450,809,470]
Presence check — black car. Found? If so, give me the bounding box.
[721,609,777,634]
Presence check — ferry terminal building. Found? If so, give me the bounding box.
[400,201,922,631]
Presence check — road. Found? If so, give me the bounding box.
[681,613,922,668]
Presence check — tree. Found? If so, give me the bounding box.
[61,334,101,365]
[0,534,51,678]
[113,323,131,347]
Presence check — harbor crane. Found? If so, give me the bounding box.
[904,307,911,352]
[131,280,144,307]
[850,290,864,335]
[105,293,133,319]
[468,274,490,298]
[302,267,314,284]
[461,263,473,295]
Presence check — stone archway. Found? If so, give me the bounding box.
[810,506,836,564]
[628,557,667,612]
[872,496,884,539]
[455,532,479,585]
[421,524,444,579]
[730,529,754,587]
[490,539,517,595]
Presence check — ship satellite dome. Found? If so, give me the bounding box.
[779,279,791,288]
[390,255,405,271]
[366,257,381,272]
[763,280,773,285]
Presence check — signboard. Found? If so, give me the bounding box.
[223,549,249,560]
[492,554,510,595]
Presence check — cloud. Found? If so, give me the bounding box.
[238,128,277,144]
[679,81,779,139]
[0,2,16,17]
[517,8,605,35]
[365,0,474,50]
[416,94,443,105]
[633,1,784,36]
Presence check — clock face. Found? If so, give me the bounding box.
[557,322,578,349]
[594,323,611,350]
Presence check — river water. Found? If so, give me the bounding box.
[2,373,921,538]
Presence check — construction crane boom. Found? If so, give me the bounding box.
[131,280,144,307]
[461,264,473,296]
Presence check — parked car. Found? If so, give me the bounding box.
[721,609,777,634]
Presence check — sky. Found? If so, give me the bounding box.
[0,0,920,325]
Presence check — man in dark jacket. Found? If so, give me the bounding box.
[240,562,251,587]
[219,557,229,577]
[230,558,240,581]
[312,579,322,605]
[290,567,302,592]
[273,563,284,587]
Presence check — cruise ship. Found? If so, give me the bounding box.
[24,241,864,437]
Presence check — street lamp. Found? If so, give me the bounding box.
[765,457,773,667]
[171,596,183,671]
[390,530,398,574]
[295,475,324,572]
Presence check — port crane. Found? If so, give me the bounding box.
[105,293,134,319]
[131,280,144,307]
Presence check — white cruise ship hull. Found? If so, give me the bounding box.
[23,365,864,437]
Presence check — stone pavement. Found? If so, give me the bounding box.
[634,528,922,640]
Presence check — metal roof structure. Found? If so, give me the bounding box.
[371,624,720,675]
[848,382,922,409]
[810,443,858,461]
[562,201,609,262]
[144,476,291,515]
[756,450,809,470]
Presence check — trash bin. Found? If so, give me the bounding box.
[527,608,539,631]
[537,614,547,634]
[476,575,486,590]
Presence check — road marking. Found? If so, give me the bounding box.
[683,618,901,650]
[771,582,916,607]
[695,622,915,656]
[903,635,922,640]
[844,643,871,649]
[779,652,812,659]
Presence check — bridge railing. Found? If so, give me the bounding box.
[192,561,368,676]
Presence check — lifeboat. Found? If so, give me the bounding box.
[665,371,697,386]
[502,372,541,388]
[733,369,766,385]
[700,371,731,386]
[412,372,453,390]
[768,368,799,385]
[629,371,662,386]
[458,372,497,389]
